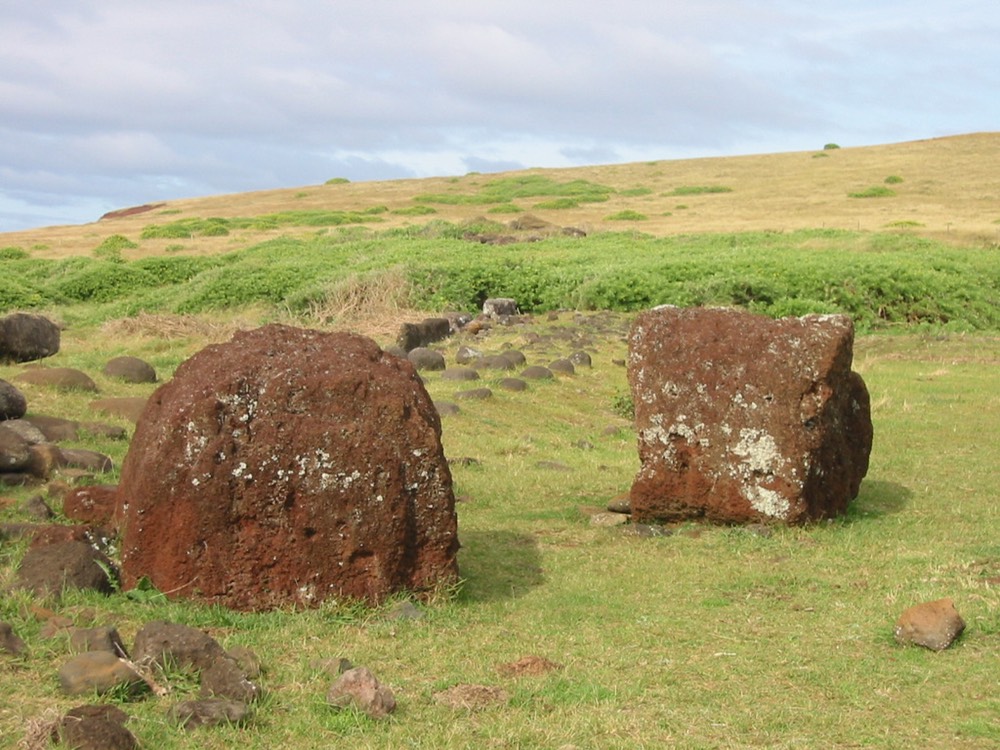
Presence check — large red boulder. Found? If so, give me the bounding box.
[117,325,459,611]
[627,306,872,525]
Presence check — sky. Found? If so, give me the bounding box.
[1,1,997,232]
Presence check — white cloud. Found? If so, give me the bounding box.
[0,0,997,231]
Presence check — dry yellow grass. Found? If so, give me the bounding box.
[3,132,998,260]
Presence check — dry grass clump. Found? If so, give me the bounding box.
[100,312,244,342]
[296,268,433,341]
[17,708,60,750]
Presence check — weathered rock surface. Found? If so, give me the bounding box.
[63,484,120,527]
[14,367,99,392]
[69,626,129,657]
[90,397,149,422]
[118,324,459,611]
[397,318,451,352]
[482,298,519,318]
[0,424,32,472]
[1,621,27,656]
[0,379,27,419]
[0,312,60,362]
[327,666,396,719]
[628,306,872,525]
[58,704,138,750]
[894,598,966,650]
[58,651,145,696]
[199,655,262,702]
[131,621,227,672]
[407,347,446,371]
[102,355,157,383]
[13,540,117,596]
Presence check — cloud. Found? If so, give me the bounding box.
[0,0,997,231]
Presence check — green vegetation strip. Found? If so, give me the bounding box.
[2,226,998,332]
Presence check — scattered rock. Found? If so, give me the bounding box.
[455,345,483,365]
[21,415,81,442]
[498,377,528,392]
[102,356,157,383]
[170,699,250,730]
[433,684,509,710]
[548,359,575,375]
[131,621,227,672]
[0,621,26,656]
[14,367,99,392]
[590,512,629,527]
[397,318,451,352]
[482,298,519,318]
[226,646,263,679]
[440,367,480,381]
[434,401,461,416]
[0,424,32,472]
[13,540,117,597]
[199,656,262,702]
[58,704,138,750]
[117,325,459,611]
[0,379,27,419]
[58,652,145,697]
[607,496,631,514]
[69,626,129,657]
[628,306,872,525]
[521,365,553,380]
[569,351,592,367]
[26,443,67,478]
[454,387,493,400]
[327,667,397,719]
[894,598,966,651]
[60,448,114,473]
[22,493,54,519]
[0,312,60,363]
[384,600,425,621]
[407,347,446,371]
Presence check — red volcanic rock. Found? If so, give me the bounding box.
[627,306,872,525]
[117,324,459,611]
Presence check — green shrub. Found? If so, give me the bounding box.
[668,186,733,196]
[392,205,438,216]
[325,177,350,185]
[53,260,158,303]
[605,210,648,221]
[534,198,579,210]
[823,143,841,150]
[849,186,896,198]
[487,203,522,214]
[884,175,904,184]
[0,246,28,260]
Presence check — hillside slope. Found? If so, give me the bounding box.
[2,132,998,260]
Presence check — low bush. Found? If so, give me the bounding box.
[849,186,896,198]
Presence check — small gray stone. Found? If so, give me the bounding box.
[498,378,528,392]
[590,512,629,527]
[454,388,493,400]
[69,626,129,657]
[58,652,145,697]
[0,621,27,656]
[327,667,396,719]
[521,366,553,380]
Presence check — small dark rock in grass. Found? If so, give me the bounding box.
[102,356,157,384]
[435,401,461,416]
[498,377,527,392]
[454,388,492,400]
[0,621,26,656]
[440,367,480,381]
[69,626,128,657]
[22,494,54,520]
[58,704,137,750]
[406,347,446,371]
[199,656,262,703]
[90,397,149,423]
[607,496,631,514]
[14,540,117,597]
[132,621,228,672]
[0,380,27,420]
[58,651,145,697]
[569,350,593,367]
[548,359,575,375]
[535,460,573,472]
[14,367,98,393]
[521,365,553,380]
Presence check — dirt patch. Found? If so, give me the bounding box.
[99,203,166,221]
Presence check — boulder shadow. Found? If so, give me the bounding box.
[843,479,912,522]
[455,529,544,604]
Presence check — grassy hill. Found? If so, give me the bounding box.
[4,132,999,260]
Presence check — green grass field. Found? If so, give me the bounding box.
[1,133,999,747]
